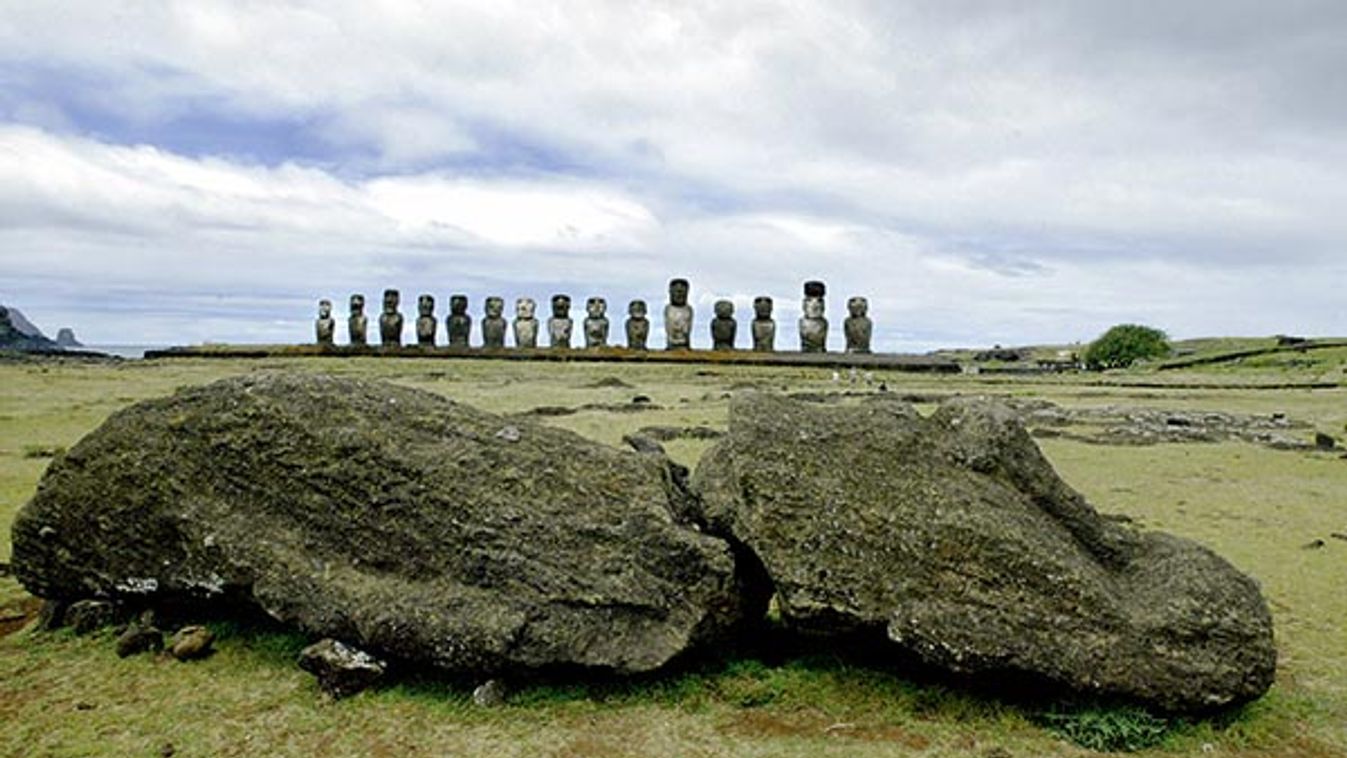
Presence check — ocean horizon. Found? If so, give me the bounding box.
[84,344,171,360]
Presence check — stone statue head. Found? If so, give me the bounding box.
[803,297,826,319]
[586,297,606,319]
[628,299,647,318]
[714,299,734,318]
[350,294,365,314]
[803,280,826,298]
[753,296,773,319]
[318,299,332,318]
[668,278,690,307]
[449,295,468,315]
[551,294,571,318]
[516,297,536,319]
[847,296,868,317]
[485,296,505,319]
[382,289,400,314]
[418,294,434,317]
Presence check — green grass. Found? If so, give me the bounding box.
[2,353,1346,756]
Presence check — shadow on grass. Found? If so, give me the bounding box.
[0,582,1254,754]
[9,587,1284,753]
[199,611,1275,753]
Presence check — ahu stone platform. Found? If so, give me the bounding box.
[143,344,963,372]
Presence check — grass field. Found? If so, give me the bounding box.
[1,353,1345,756]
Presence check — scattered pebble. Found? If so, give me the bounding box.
[116,621,164,658]
[472,679,508,707]
[65,599,118,635]
[298,638,386,699]
[169,625,215,661]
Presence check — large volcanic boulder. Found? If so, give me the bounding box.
[692,393,1275,711]
[12,373,759,674]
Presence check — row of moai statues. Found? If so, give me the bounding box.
[315,279,873,353]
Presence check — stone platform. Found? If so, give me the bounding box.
[144,344,962,372]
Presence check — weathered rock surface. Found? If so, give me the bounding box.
[298,638,386,698]
[692,393,1276,711]
[11,373,755,675]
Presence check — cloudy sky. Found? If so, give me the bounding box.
[2,2,1344,350]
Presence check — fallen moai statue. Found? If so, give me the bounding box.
[691,393,1276,711]
[10,377,1275,711]
[11,373,760,676]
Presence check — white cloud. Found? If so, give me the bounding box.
[1,2,1345,346]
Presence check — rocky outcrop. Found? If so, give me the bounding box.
[0,306,57,351]
[55,328,82,348]
[692,393,1276,711]
[11,373,759,675]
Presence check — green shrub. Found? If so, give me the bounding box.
[1036,704,1173,752]
[1083,324,1170,369]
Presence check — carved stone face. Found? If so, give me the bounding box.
[628,299,647,318]
[382,289,400,314]
[848,296,868,318]
[418,295,434,317]
[350,294,365,314]
[714,299,734,318]
[668,278,690,307]
[551,295,571,318]
[449,295,468,315]
[586,297,606,319]
[516,298,536,319]
[803,297,825,319]
[318,299,332,319]
[485,296,504,319]
[753,297,772,319]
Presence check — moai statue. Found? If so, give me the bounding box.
[751,296,775,352]
[844,296,873,354]
[664,277,693,350]
[798,280,828,353]
[348,294,368,346]
[513,298,540,348]
[379,289,403,347]
[481,296,508,348]
[548,294,573,348]
[710,299,737,350]
[315,299,335,346]
[446,295,472,347]
[583,297,609,348]
[625,299,650,350]
[415,294,437,347]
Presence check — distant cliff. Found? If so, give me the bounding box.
[0,305,59,351]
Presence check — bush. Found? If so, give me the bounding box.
[1036,704,1173,752]
[1083,324,1170,370]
